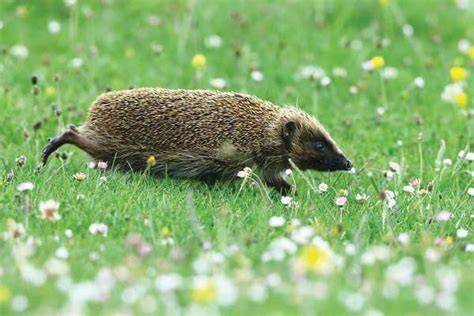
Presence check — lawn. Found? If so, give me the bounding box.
[0,0,473,315]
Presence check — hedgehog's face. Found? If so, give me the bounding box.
[283,120,352,172]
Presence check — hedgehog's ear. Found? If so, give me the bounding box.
[282,121,297,148]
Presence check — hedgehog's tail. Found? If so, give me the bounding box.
[41,125,100,165]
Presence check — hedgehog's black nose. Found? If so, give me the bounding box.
[344,159,352,171]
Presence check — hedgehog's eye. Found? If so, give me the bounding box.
[313,142,326,152]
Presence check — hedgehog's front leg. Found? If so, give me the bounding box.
[264,173,293,195]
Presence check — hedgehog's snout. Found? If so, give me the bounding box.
[343,159,352,171]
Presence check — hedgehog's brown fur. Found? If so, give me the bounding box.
[42,88,350,193]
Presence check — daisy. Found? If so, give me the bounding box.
[402,24,414,37]
[73,172,86,181]
[413,77,425,88]
[70,57,83,69]
[442,158,452,166]
[398,232,410,245]
[468,187,474,197]
[65,229,73,238]
[381,67,398,80]
[318,182,328,192]
[280,196,293,206]
[336,196,347,207]
[89,223,108,236]
[205,35,222,48]
[435,210,451,222]
[320,76,331,86]
[402,185,415,193]
[48,20,61,33]
[155,274,183,293]
[269,216,285,228]
[17,182,34,192]
[456,228,468,239]
[355,193,368,201]
[39,200,61,222]
[251,70,264,81]
[389,161,401,173]
[297,65,326,80]
[362,56,385,71]
[97,161,108,169]
[458,39,471,53]
[10,44,29,59]
[209,78,226,89]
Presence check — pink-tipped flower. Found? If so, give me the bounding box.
[336,196,347,207]
[89,223,108,236]
[389,161,401,173]
[138,243,153,256]
[125,233,143,247]
[97,161,108,169]
[398,232,410,246]
[17,182,34,192]
[435,210,451,222]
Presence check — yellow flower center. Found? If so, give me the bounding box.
[371,56,385,69]
[0,284,11,304]
[445,236,454,245]
[147,155,157,166]
[191,280,216,303]
[450,66,467,82]
[45,86,56,96]
[454,93,468,108]
[378,0,390,6]
[469,47,474,60]
[160,226,170,237]
[192,54,206,69]
[73,173,86,181]
[299,244,329,272]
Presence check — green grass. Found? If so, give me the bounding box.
[1,0,473,315]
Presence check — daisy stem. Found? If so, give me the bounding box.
[234,177,248,203]
[24,194,30,229]
[379,72,388,106]
[382,203,387,232]
[252,174,272,205]
[418,133,424,183]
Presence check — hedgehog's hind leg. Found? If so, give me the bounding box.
[41,126,100,165]
[264,173,293,195]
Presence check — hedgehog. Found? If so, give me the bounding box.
[41,88,352,194]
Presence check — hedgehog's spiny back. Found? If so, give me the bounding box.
[82,88,281,155]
